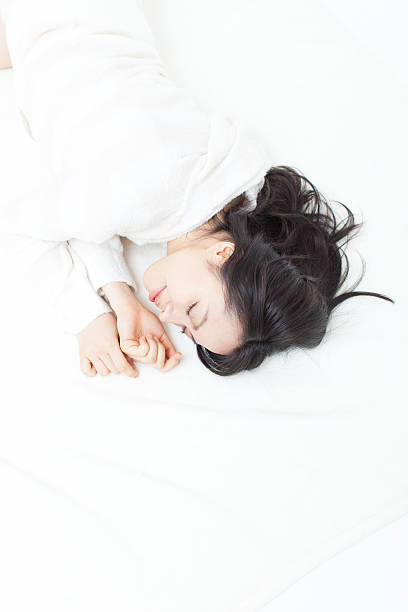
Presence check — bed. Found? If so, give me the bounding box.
[0,1,407,610]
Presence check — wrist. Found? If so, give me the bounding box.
[101,282,142,314]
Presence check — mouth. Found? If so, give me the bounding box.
[149,285,166,304]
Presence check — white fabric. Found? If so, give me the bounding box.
[261,512,408,611]
[0,0,271,334]
[1,1,407,610]
[1,227,407,612]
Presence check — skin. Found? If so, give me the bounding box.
[77,312,140,378]
[143,227,244,355]
[77,224,245,377]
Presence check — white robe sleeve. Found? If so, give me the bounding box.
[67,236,138,299]
[23,236,114,336]
[59,242,114,335]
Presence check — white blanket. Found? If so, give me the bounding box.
[0,0,272,334]
[1,0,407,610]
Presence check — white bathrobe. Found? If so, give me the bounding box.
[0,0,272,333]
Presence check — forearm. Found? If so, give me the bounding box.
[101,281,143,314]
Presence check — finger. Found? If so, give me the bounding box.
[145,335,158,361]
[162,352,182,373]
[92,357,110,376]
[156,331,180,360]
[122,355,140,378]
[101,353,120,374]
[136,336,150,358]
[110,345,139,378]
[81,357,97,377]
[120,337,149,359]
[150,338,181,372]
[153,336,166,369]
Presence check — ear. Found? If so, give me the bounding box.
[212,241,235,262]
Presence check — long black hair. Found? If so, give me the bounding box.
[194,165,395,376]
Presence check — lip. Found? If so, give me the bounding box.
[149,285,166,303]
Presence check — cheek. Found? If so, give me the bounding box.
[142,256,168,290]
[166,253,204,304]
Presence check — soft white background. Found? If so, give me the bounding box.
[0,1,407,611]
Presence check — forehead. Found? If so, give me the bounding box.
[193,302,243,354]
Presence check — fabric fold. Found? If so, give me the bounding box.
[1,0,273,332]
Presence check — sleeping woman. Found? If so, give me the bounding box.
[0,1,394,378]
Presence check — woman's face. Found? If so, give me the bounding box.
[142,235,244,354]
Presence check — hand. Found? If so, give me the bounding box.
[117,303,182,373]
[76,312,139,378]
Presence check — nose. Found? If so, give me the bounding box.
[158,302,186,335]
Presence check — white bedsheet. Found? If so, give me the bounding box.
[261,512,408,611]
[1,1,407,611]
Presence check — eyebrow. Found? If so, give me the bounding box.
[190,305,209,344]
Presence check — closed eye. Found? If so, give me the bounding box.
[180,302,198,340]
[188,302,198,316]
